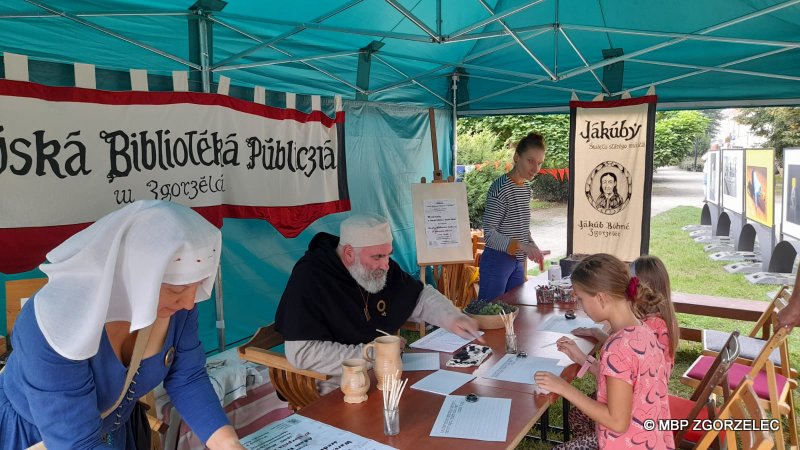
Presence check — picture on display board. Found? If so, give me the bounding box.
[721,149,743,213]
[782,149,800,238]
[708,152,718,204]
[744,149,774,228]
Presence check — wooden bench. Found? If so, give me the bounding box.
[672,291,769,342]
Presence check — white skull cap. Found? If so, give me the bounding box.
[339,213,393,247]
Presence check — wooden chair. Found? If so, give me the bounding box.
[694,377,775,450]
[671,331,739,449]
[682,327,796,450]
[5,278,48,335]
[238,323,330,411]
[702,286,795,377]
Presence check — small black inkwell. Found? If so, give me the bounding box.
[516,351,528,358]
[565,310,576,320]
[465,393,479,403]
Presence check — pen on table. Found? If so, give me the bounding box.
[540,337,576,348]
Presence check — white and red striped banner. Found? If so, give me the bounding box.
[0,80,350,273]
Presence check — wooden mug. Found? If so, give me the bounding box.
[363,335,403,390]
[341,358,370,404]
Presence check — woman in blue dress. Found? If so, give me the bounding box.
[0,200,247,450]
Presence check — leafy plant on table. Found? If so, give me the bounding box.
[464,299,516,315]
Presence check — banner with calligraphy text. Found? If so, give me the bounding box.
[0,80,350,273]
[567,96,656,262]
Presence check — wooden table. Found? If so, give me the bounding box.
[298,305,591,450]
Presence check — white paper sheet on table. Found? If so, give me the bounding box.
[482,354,563,385]
[402,352,440,371]
[430,395,511,442]
[537,315,599,334]
[241,415,396,450]
[409,327,484,353]
[411,369,476,395]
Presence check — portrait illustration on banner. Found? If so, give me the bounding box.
[584,161,632,215]
[783,149,800,237]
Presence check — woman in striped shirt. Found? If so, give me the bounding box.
[479,132,547,300]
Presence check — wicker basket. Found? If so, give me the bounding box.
[464,306,519,330]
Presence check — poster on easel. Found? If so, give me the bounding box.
[411,183,473,266]
[744,148,774,227]
[708,151,719,205]
[721,148,742,212]
[782,148,800,238]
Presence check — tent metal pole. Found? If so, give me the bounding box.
[458,78,597,108]
[372,55,452,105]
[478,0,556,80]
[557,0,800,83]
[385,0,440,42]
[559,27,610,94]
[208,16,368,95]
[369,60,548,95]
[198,12,212,93]
[562,24,800,49]
[212,0,366,68]
[23,0,200,70]
[212,14,431,43]
[196,8,224,352]
[215,51,360,72]
[628,58,800,82]
[451,72,459,178]
[368,29,548,94]
[620,47,794,95]
[449,0,546,40]
[0,10,189,19]
[462,73,600,95]
[444,24,553,43]
[214,267,225,353]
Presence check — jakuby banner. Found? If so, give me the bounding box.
[0,80,350,273]
[567,96,656,262]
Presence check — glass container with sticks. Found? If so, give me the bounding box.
[382,372,407,436]
[500,310,518,354]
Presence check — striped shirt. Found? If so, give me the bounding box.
[483,174,534,261]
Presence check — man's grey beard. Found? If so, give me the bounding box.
[348,260,387,294]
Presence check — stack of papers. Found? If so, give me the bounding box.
[430,395,511,442]
[411,369,476,395]
[409,327,484,353]
[241,415,396,450]
[402,352,440,371]
[482,354,562,385]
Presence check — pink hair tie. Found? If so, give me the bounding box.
[626,276,640,301]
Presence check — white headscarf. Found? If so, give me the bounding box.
[34,200,221,360]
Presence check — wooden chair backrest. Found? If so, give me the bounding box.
[5,278,48,334]
[431,263,479,310]
[675,331,740,448]
[750,286,790,340]
[747,325,792,381]
[238,323,330,411]
[695,377,774,450]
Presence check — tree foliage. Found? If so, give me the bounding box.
[735,107,800,156]
[457,115,569,168]
[653,111,711,167]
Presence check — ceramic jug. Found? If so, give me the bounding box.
[363,335,403,390]
[340,358,370,404]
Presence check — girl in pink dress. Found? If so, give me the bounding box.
[535,254,674,450]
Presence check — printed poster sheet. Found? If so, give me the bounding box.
[745,148,774,227]
[241,415,396,450]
